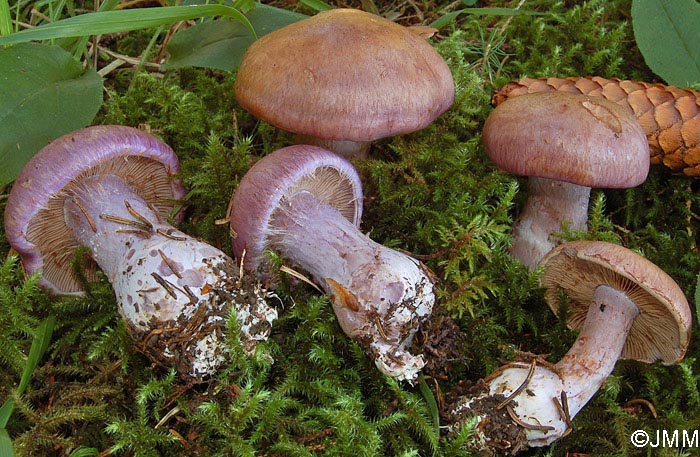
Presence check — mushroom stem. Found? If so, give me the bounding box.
[269,189,434,381]
[555,284,639,417]
[65,176,158,275]
[511,177,590,270]
[449,285,642,451]
[64,174,277,378]
[293,135,371,160]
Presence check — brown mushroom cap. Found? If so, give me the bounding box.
[539,240,692,365]
[234,8,455,143]
[483,92,650,188]
[4,125,185,295]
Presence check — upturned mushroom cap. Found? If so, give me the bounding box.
[234,8,455,143]
[229,145,362,270]
[539,240,692,364]
[483,92,650,188]
[4,125,185,294]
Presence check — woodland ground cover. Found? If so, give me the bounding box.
[1,0,699,455]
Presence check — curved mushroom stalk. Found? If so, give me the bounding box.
[229,145,435,381]
[448,241,692,455]
[271,190,434,381]
[449,285,638,453]
[449,362,568,453]
[64,175,277,379]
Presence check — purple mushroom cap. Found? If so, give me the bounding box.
[4,125,186,294]
[229,144,363,271]
[234,8,455,159]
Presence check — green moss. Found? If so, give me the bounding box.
[1,0,699,455]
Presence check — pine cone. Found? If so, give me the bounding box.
[492,76,700,176]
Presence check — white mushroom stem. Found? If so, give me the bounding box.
[269,190,435,381]
[63,175,277,378]
[450,285,640,450]
[556,284,640,416]
[294,134,371,160]
[511,177,590,270]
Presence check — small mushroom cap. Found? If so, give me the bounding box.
[539,240,692,365]
[234,8,455,142]
[229,145,363,270]
[4,125,185,294]
[483,92,650,188]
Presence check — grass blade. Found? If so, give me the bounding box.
[0,315,56,429]
[298,0,333,12]
[418,373,440,437]
[17,315,56,395]
[0,402,13,431]
[430,7,541,29]
[0,4,255,46]
[0,0,11,36]
[0,428,15,457]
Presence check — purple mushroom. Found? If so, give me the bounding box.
[4,125,277,379]
[229,145,435,381]
[234,8,455,160]
[482,92,650,270]
[449,241,691,454]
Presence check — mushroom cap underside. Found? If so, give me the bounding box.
[4,125,186,294]
[234,8,455,142]
[229,145,363,270]
[539,240,692,365]
[482,92,650,188]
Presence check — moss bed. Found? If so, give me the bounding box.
[1,0,699,455]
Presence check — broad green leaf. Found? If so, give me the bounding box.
[0,4,254,46]
[164,4,307,71]
[235,0,256,13]
[632,0,700,87]
[0,44,102,186]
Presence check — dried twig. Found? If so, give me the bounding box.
[497,358,537,410]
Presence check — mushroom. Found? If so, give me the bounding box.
[229,145,435,381]
[449,240,692,454]
[482,92,650,270]
[234,8,455,160]
[491,76,700,176]
[4,125,278,379]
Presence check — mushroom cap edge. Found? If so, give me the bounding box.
[539,240,692,365]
